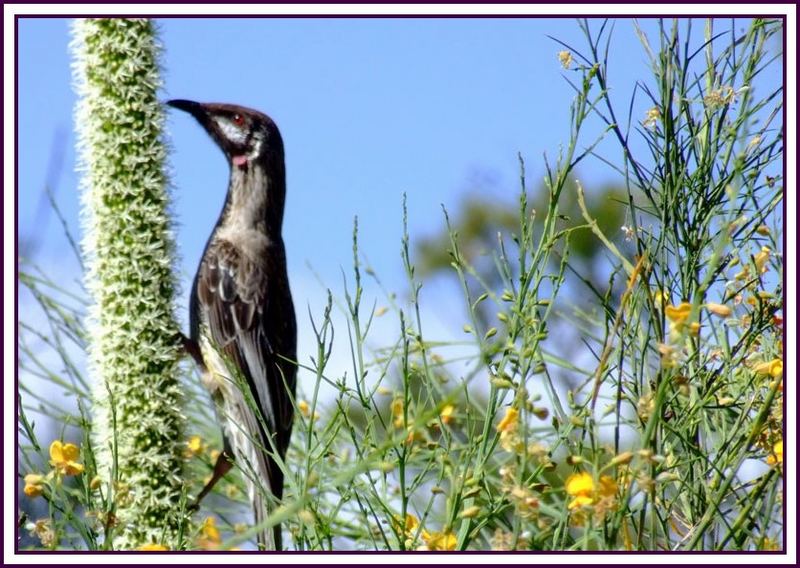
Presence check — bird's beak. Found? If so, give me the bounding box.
[166,99,205,119]
[166,99,231,159]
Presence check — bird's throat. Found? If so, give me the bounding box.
[224,164,269,230]
[220,157,286,240]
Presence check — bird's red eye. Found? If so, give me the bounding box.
[232,114,244,126]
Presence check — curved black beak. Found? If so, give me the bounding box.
[166,99,204,118]
[166,99,230,159]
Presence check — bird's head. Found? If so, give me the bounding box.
[167,99,283,169]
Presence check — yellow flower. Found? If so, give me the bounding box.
[490,527,531,550]
[405,425,425,446]
[746,134,762,153]
[497,407,523,453]
[139,543,169,551]
[753,359,783,378]
[568,495,594,510]
[402,513,420,533]
[23,474,45,498]
[393,513,421,541]
[565,472,618,510]
[490,529,513,551]
[665,302,691,324]
[203,516,220,541]
[508,485,540,519]
[186,435,203,456]
[422,530,457,550]
[767,440,783,466]
[758,536,780,550]
[439,404,455,425]
[503,434,530,455]
[598,475,617,497]
[704,85,737,108]
[637,392,656,421]
[558,50,573,69]
[391,398,405,428]
[27,519,55,547]
[496,407,519,433]
[706,302,732,317]
[643,106,661,129]
[565,471,594,510]
[49,441,84,476]
[658,343,679,369]
[197,516,221,549]
[754,247,770,273]
[298,400,310,417]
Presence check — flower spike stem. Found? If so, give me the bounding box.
[72,18,185,549]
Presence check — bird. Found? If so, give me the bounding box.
[167,99,297,550]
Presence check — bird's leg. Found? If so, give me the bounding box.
[178,330,230,512]
[189,447,235,512]
[176,332,205,369]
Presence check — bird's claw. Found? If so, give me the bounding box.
[176,332,205,368]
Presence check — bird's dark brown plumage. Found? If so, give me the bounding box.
[169,99,296,550]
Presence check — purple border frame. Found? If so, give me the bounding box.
[10,8,791,560]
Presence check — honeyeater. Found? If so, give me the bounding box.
[168,99,296,550]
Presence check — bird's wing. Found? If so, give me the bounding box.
[195,239,292,468]
[195,238,294,550]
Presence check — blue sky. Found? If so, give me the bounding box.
[18,17,676,422]
[18,17,656,291]
[17,16,783,365]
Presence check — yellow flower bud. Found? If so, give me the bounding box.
[706,302,732,317]
[610,451,634,466]
[460,505,481,518]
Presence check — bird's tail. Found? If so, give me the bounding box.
[210,344,287,550]
[250,480,280,550]
[238,425,283,550]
